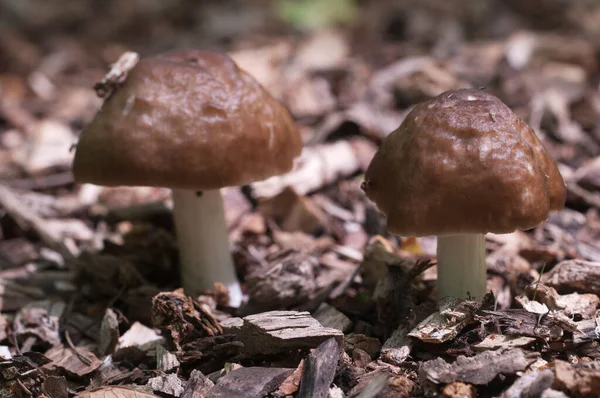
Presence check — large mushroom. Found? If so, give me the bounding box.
[73,49,302,306]
[361,88,566,300]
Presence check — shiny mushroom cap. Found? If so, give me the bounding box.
[362,88,566,237]
[73,49,302,190]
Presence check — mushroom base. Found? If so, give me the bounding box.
[172,188,243,307]
[436,233,487,301]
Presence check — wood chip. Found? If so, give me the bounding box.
[45,344,102,377]
[99,308,119,356]
[42,376,69,398]
[347,369,389,398]
[345,334,381,359]
[181,370,214,398]
[312,302,352,332]
[77,386,160,398]
[156,345,180,373]
[115,322,164,360]
[501,369,555,398]
[298,338,339,398]
[13,300,64,349]
[552,360,600,398]
[420,349,539,385]
[151,289,222,350]
[472,334,536,351]
[542,260,600,295]
[273,360,304,397]
[147,373,184,397]
[408,298,479,343]
[208,367,293,398]
[221,311,343,358]
[259,186,328,234]
[380,338,409,370]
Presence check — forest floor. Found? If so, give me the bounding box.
[1,1,600,397]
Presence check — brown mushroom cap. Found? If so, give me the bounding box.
[73,49,302,190]
[362,89,566,237]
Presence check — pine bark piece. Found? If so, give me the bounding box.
[181,370,214,398]
[147,373,184,397]
[312,303,352,332]
[501,369,555,398]
[408,298,480,343]
[221,311,343,358]
[542,260,600,295]
[156,345,180,373]
[381,326,413,365]
[99,308,119,356]
[298,338,340,398]
[552,360,600,398]
[207,367,293,398]
[420,348,539,385]
[151,289,222,350]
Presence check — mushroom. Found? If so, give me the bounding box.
[72,49,302,306]
[361,89,566,300]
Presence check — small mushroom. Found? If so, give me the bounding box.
[362,89,566,300]
[73,49,302,307]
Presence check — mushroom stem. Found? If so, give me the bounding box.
[172,188,243,307]
[436,234,487,300]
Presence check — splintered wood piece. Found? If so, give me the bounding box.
[99,308,119,356]
[298,338,340,398]
[180,370,214,398]
[408,298,480,343]
[542,260,600,295]
[553,360,600,398]
[472,334,536,351]
[117,322,164,353]
[312,303,352,332]
[147,373,184,397]
[221,311,343,358]
[420,348,539,385]
[76,386,160,398]
[381,326,413,365]
[347,369,389,398]
[156,345,180,373]
[208,367,293,398]
[501,369,554,398]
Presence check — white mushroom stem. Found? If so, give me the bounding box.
[436,234,487,301]
[171,189,243,307]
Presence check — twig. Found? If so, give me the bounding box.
[64,330,92,366]
[15,378,32,397]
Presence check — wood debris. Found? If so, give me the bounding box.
[420,348,539,385]
[221,311,343,359]
[147,373,185,397]
[408,298,480,343]
[297,338,339,398]
[180,370,214,398]
[208,367,293,398]
[543,260,600,295]
[1,1,600,396]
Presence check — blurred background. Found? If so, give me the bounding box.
[2,0,600,176]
